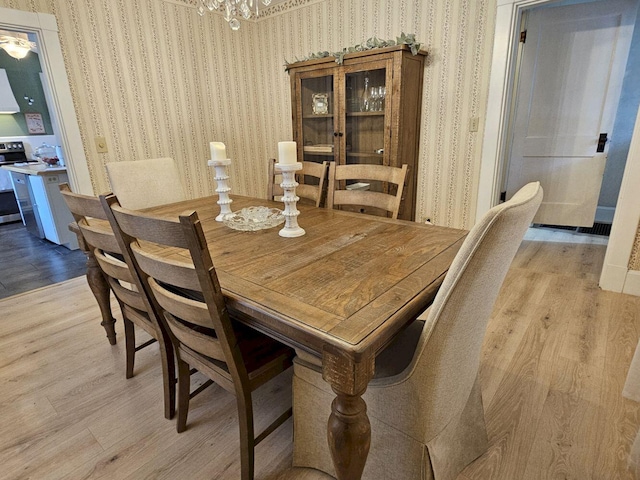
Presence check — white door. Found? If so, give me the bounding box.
[505,0,637,227]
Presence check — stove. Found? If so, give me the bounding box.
[0,141,33,224]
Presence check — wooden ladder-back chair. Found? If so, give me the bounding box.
[268,158,329,207]
[327,162,408,219]
[59,184,176,420]
[103,194,295,480]
[105,157,187,210]
[292,182,543,480]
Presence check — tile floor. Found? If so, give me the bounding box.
[0,221,87,299]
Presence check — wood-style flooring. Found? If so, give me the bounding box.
[0,239,639,479]
[0,221,86,299]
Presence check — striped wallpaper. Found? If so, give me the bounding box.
[2,0,640,270]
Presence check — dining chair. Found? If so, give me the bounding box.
[268,158,329,207]
[59,184,176,420]
[104,194,295,480]
[326,162,408,219]
[292,182,543,480]
[105,157,187,210]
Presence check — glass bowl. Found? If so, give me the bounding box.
[223,206,284,231]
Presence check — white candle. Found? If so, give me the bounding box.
[210,142,227,161]
[278,141,297,165]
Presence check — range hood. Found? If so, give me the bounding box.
[0,69,19,114]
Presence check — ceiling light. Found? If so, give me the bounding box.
[197,0,272,30]
[0,35,35,60]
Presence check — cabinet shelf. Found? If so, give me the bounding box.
[347,152,384,158]
[346,111,385,117]
[302,114,334,119]
[304,151,335,156]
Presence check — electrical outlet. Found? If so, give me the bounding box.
[469,117,479,132]
[95,136,108,153]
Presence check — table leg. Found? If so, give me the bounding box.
[86,251,117,345]
[323,347,375,480]
[71,224,117,345]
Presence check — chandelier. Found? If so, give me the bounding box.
[197,0,272,30]
[0,35,35,60]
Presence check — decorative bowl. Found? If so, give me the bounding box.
[223,206,285,231]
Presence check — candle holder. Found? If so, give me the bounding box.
[208,158,233,221]
[276,162,305,237]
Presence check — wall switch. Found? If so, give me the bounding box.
[469,117,479,132]
[95,136,108,153]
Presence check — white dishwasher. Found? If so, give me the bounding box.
[27,171,79,250]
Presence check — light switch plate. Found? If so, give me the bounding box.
[95,136,108,153]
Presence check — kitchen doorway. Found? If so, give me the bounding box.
[0,6,91,195]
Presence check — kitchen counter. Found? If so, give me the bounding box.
[1,164,67,175]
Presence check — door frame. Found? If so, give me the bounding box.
[0,7,92,195]
[477,0,640,294]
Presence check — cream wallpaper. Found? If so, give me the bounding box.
[631,225,640,271]
[0,0,495,230]
[3,0,639,271]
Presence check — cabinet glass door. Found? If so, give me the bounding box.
[298,73,336,172]
[344,66,389,195]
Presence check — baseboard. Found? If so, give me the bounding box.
[623,271,640,297]
[600,263,628,293]
[595,206,615,224]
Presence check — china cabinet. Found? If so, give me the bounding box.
[287,45,427,220]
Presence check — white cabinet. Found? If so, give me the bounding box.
[28,172,78,250]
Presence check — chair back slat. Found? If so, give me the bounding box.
[111,207,190,249]
[107,276,147,312]
[94,249,135,284]
[132,244,202,292]
[327,163,408,219]
[60,185,108,220]
[162,310,226,362]
[148,277,215,330]
[78,221,121,254]
[334,163,406,184]
[332,190,399,214]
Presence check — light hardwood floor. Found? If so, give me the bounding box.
[1,239,639,479]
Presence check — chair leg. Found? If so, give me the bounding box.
[236,392,255,480]
[158,333,176,420]
[123,316,135,379]
[176,357,191,433]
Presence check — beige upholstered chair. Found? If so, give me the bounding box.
[104,195,295,480]
[59,184,176,420]
[326,162,408,219]
[105,157,186,210]
[292,182,543,480]
[268,158,329,207]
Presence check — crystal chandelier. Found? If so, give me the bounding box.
[197,0,272,31]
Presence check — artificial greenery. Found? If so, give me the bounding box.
[285,33,422,69]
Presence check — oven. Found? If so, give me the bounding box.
[0,141,34,224]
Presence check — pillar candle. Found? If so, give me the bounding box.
[210,142,227,161]
[278,141,297,165]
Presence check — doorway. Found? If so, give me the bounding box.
[478,0,640,294]
[0,6,91,195]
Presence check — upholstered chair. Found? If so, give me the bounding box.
[105,157,186,210]
[292,182,543,480]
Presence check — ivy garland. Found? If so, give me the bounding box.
[285,33,422,70]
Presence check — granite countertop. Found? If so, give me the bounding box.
[0,164,67,176]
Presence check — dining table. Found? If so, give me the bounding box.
[75,194,466,480]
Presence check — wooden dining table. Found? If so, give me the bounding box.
[77,194,466,480]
